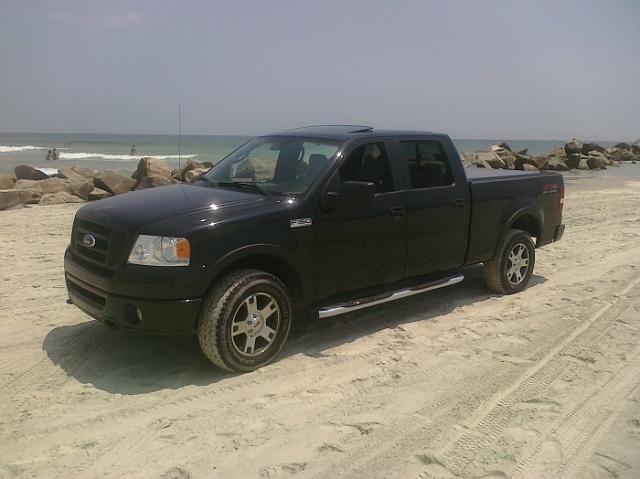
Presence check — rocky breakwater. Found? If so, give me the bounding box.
[0,158,212,211]
[460,138,640,172]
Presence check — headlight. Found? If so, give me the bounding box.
[127,235,190,266]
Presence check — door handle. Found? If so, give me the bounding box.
[452,199,465,209]
[389,207,405,221]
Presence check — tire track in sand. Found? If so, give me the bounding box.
[415,275,640,479]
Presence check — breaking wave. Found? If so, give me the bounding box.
[58,152,197,161]
[0,145,47,153]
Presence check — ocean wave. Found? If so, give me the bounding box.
[0,145,47,153]
[59,153,197,161]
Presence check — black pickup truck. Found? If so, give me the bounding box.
[64,126,565,372]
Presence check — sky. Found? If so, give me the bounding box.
[1,0,638,141]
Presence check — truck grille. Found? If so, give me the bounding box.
[72,219,129,269]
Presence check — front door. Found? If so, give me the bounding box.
[315,141,407,299]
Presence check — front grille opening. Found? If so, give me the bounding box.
[72,219,129,269]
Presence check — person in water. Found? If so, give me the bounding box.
[131,145,137,156]
[46,150,53,161]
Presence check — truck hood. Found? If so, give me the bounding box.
[76,183,275,229]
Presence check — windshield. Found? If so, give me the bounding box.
[203,136,340,195]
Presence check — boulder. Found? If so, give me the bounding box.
[523,163,539,172]
[475,150,499,164]
[184,168,209,182]
[614,142,631,150]
[70,165,96,179]
[458,152,475,166]
[58,167,87,182]
[587,150,610,166]
[0,175,16,190]
[88,187,111,201]
[18,188,43,204]
[135,176,174,190]
[549,158,571,171]
[13,179,42,191]
[552,147,567,160]
[531,157,550,170]
[579,157,590,170]
[0,190,24,210]
[586,154,607,170]
[133,157,172,180]
[564,139,583,156]
[15,165,49,180]
[581,142,605,154]
[172,160,207,181]
[565,153,582,169]
[632,139,640,155]
[38,177,69,194]
[514,155,538,170]
[94,171,136,196]
[492,148,516,169]
[67,179,94,200]
[39,192,85,205]
[608,148,635,162]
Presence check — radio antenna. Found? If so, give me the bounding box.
[178,102,181,170]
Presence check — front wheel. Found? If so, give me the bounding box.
[198,270,292,372]
[484,229,536,294]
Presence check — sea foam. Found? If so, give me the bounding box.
[0,145,47,153]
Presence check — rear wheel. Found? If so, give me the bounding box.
[484,229,536,294]
[198,270,292,372]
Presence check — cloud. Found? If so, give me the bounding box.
[48,10,140,29]
[99,13,140,29]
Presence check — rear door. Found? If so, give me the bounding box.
[395,137,470,277]
[314,140,407,299]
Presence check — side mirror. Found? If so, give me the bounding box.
[322,181,376,209]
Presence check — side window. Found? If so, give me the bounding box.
[338,142,393,193]
[401,140,453,189]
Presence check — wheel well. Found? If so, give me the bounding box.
[509,215,540,243]
[216,255,304,308]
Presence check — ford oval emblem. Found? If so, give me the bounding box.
[82,234,96,248]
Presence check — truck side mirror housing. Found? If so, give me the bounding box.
[322,181,376,209]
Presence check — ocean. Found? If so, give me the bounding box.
[0,132,636,178]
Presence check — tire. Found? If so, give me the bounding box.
[484,229,536,294]
[198,269,292,373]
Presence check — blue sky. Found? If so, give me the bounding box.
[1,0,638,140]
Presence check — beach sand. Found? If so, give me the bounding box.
[1,176,639,479]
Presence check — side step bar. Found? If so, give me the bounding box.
[317,274,464,319]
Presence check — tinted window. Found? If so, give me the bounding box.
[339,142,393,193]
[401,140,453,189]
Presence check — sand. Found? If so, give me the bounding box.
[1,176,640,479]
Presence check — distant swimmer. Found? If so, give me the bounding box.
[131,145,137,156]
[52,148,59,160]
[46,150,53,161]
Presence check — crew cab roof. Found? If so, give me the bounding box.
[263,125,438,142]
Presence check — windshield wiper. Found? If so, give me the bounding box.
[214,181,271,196]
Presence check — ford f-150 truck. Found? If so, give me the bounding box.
[64,126,565,372]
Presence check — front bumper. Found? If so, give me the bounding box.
[65,269,202,334]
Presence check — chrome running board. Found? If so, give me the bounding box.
[317,274,464,319]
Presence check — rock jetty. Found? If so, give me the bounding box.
[0,158,212,210]
[460,138,640,172]
[1,139,639,210]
